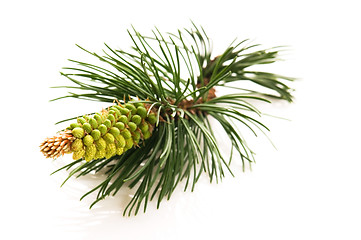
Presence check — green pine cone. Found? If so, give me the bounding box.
[67,102,156,162]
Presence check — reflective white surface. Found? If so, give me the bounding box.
[1,0,360,239]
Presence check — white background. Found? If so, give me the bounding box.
[1,0,360,239]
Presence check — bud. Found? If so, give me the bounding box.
[94,114,102,125]
[73,149,85,160]
[83,135,94,146]
[89,118,98,129]
[104,133,115,143]
[85,144,97,162]
[143,130,151,140]
[131,115,142,125]
[77,117,87,125]
[98,124,107,135]
[70,123,81,129]
[125,103,137,114]
[95,138,107,151]
[115,122,125,130]
[119,107,130,115]
[125,138,134,149]
[91,129,101,141]
[104,119,112,128]
[109,127,120,137]
[121,129,131,139]
[107,114,115,125]
[147,113,157,125]
[105,143,116,159]
[116,147,124,155]
[72,127,85,138]
[110,107,121,117]
[136,106,147,119]
[115,134,126,148]
[133,131,141,141]
[71,139,84,151]
[140,122,149,133]
[134,102,144,108]
[114,105,123,111]
[95,149,106,159]
[128,122,137,132]
[119,115,128,124]
[82,123,92,134]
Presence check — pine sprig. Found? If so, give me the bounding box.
[45,23,294,216]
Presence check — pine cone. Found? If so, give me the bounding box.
[40,102,156,162]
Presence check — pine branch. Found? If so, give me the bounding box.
[40,23,294,216]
